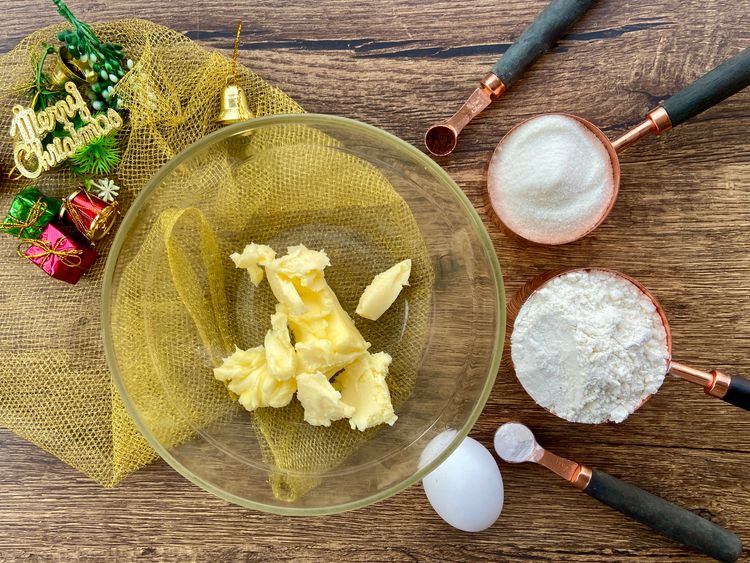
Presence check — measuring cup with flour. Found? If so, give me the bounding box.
[486,47,750,245]
[508,268,750,423]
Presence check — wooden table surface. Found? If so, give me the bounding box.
[2,1,749,561]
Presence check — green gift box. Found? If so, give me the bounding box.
[1,186,62,239]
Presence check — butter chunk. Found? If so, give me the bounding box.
[214,346,296,411]
[273,245,331,284]
[296,371,355,426]
[335,351,397,431]
[264,310,296,380]
[356,259,411,321]
[268,245,370,377]
[265,246,331,315]
[266,267,307,316]
[288,286,367,352]
[295,339,366,379]
[295,339,335,376]
[230,243,276,286]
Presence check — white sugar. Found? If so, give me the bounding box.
[487,114,615,244]
[511,270,669,424]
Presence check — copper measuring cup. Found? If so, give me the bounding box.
[424,0,595,156]
[508,268,750,418]
[487,47,750,245]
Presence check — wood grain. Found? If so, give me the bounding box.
[1,0,750,561]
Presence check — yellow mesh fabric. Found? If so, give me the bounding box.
[0,20,432,499]
[0,19,303,486]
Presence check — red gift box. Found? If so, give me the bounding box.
[20,223,97,284]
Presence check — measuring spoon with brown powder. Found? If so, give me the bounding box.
[424,0,595,156]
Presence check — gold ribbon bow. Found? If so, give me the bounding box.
[17,236,84,268]
[3,197,48,236]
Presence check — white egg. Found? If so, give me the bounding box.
[420,431,504,532]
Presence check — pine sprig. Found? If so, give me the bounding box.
[69,133,121,176]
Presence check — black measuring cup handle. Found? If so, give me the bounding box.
[491,0,595,88]
[722,373,750,411]
[661,47,750,128]
[584,469,742,562]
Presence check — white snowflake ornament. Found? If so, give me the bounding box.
[93,178,120,202]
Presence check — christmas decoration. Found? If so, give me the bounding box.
[52,0,132,111]
[69,132,120,176]
[21,43,60,111]
[19,222,97,284]
[1,186,62,239]
[59,189,119,243]
[10,81,123,178]
[217,22,254,125]
[89,177,120,202]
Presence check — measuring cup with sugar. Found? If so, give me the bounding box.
[486,48,750,245]
[507,268,750,423]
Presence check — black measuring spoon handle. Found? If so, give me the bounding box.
[661,47,750,128]
[721,373,750,411]
[492,0,595,88]
[584,469,742,562]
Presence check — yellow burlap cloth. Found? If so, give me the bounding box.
[0,19,302,487]
[0,20,432,499]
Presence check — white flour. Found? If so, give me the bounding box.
[487,114,614,244]
[511,270,669,424]
[494,422,536,463]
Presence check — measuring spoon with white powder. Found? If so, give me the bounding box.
[486,47,750,245]
[494,422,742,562]
[508,268,750,424]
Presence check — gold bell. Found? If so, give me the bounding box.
[217,81,254,125]
[51,46,97,88]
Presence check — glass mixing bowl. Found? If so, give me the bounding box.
[102,114,504,515]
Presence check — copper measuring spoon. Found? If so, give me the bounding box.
[487,47,750,245]
[494,422,742,562]
[508,268,750,417]
[424,0,595,156]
